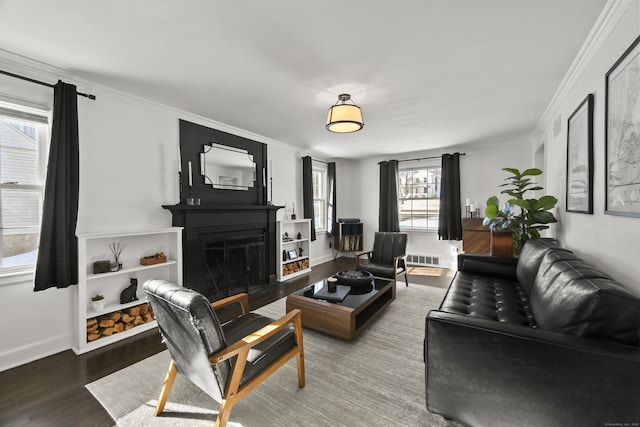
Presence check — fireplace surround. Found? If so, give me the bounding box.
[163,204,282,301]
[167,120,283,301]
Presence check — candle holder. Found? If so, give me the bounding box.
[186,188,199,206]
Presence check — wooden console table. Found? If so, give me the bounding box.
[462,218,490,254]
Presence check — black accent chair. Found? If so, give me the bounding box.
[143,279,305,427]
[355,232,409,286]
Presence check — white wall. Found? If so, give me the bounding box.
[532,0,640,295]
[3,0,635,372]
[0,56,321,371]
[353,139,531,268]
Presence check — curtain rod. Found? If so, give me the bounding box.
[0,70,96,100]
[378,152,466,165]
[398,152,465,163]
[305,156,330,164]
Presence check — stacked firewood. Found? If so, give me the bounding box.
[86,303,154,342]
[282,258,310,276]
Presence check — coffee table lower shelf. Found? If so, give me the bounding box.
[285,278,394,341]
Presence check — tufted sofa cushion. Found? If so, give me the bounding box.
[516,238,566,294]
[530,250,640,345]
[440,272,536,327]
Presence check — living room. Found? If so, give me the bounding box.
[1,0,640,425]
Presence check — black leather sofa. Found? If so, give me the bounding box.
[425,238,640,427]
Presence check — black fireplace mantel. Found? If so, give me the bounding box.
[163,203,284,300]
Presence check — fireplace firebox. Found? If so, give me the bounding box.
[163,204,282,302]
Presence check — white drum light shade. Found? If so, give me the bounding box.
[326,94,364,133]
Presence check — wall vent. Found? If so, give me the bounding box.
[407,254,441,267]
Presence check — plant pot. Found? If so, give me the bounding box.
[490,230,513,257]
[92,300,105,312]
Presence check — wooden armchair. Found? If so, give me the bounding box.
[355,232,409,286]
[143,279,304,427]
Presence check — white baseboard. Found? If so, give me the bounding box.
[0,333,70,373]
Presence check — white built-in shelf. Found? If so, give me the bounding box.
[276,219,311,281]
[73,227,183,354]
[86,260,177,281]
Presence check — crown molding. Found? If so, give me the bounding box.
[532,0,633,140]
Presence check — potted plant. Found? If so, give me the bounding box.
[91,293,105,312]
[483,167,558,256]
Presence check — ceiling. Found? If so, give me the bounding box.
[0,0,607,159]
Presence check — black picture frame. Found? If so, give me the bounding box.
[605,34,640,217]
[566,93,594,214]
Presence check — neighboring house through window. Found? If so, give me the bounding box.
[398,165,441,231]
[0,102,49,272]
[312,162,327,233]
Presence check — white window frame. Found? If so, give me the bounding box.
[398,163,441,232]
[0,101,49,277]
[312,161,328,233]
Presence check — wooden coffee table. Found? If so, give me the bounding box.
[285,277,395,340]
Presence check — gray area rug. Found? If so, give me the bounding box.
[86,283,448,427]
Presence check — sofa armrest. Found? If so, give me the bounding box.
[457,253,517,279]
[425,310,640,427]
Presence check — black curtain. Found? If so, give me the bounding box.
[327,162,337,235]
[379,160,400,232]
[34,81,80,291]
[438,153,462,240]
[302,156,316,241]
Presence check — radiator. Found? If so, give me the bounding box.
[406,254,441,267]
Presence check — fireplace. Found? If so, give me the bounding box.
[163,204,282,301]
[199,231,265,299]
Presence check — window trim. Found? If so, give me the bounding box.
[312,161,328,234]
[0,101,50,277]
[398,163,441,233]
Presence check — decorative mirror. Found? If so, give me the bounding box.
[200,143,256,190]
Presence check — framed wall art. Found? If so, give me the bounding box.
[566,93,594,213]
[605,34,640,217]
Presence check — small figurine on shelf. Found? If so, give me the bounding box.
[297,232,302,240]
[291,203,296,220]
[120,278,139,304]
[298,245,304,257]
[283,232,292,241]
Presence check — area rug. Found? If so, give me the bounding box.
[87,283,448,427]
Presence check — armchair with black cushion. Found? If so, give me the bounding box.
[143,279,305,427]
[356,232,409,286]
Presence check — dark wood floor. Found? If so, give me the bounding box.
[0,257,355,427]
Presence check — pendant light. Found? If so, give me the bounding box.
[326,93,364,133]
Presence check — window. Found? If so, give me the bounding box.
[398,166,441,231]
[312,163,327,232]
[0,102,49,272]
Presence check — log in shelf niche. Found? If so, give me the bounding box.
[86,302,154,342]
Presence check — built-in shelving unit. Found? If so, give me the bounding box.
[276,219,311,281]
[73,227,183,354]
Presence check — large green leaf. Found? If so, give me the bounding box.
[521,168,542,176]
[502,167,521,177]
[485,203,500,219]
[537,195,558,210]
[529,211,557,224]
[510,199,532,210]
